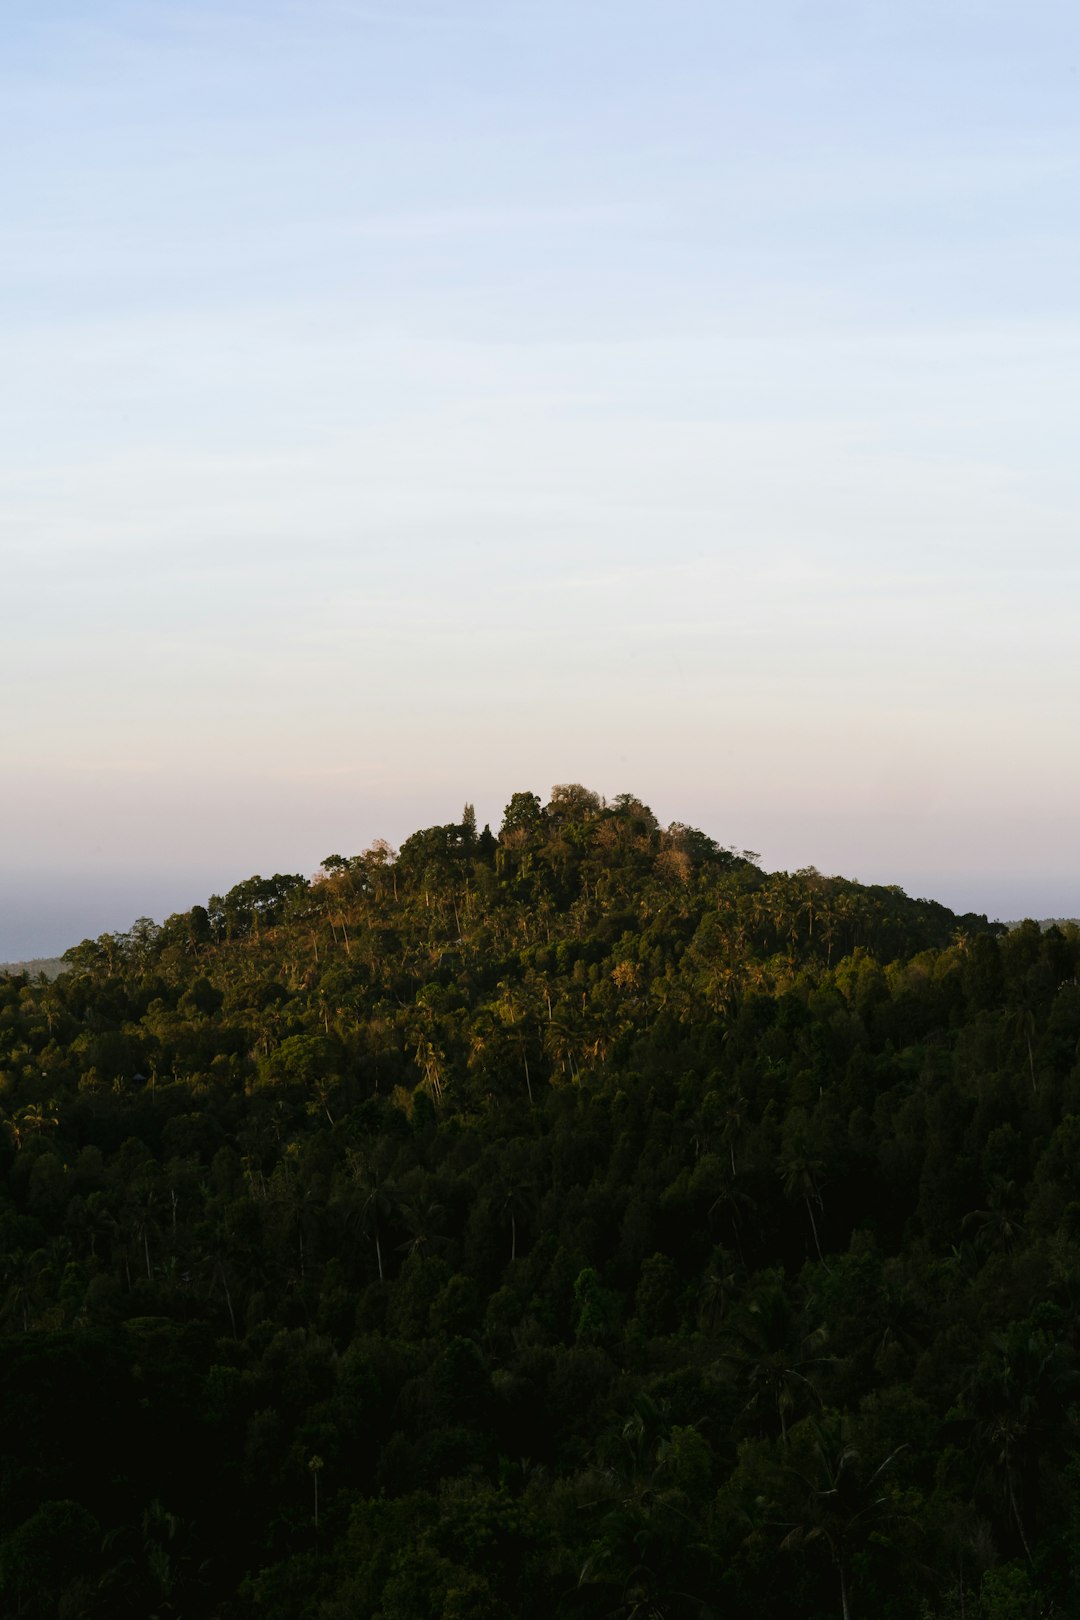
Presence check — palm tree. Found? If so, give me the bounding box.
[780,1416,909,1620]
[965,1321,1080,1565]
[345,1150,398,1282]
[413,1033,445,1105]
[5,1099,60,1150]
[576,1394,711,1620]
[779,1140,830,1270]
[126,1165,162,1285]
[543,1016,580,1083]
[707,1172,757,1266]
[1004,1004,1039,1095]
[494,1162,537,1264]
[494,981,540,1104]
[725,1280,829,1446]
[719,1090,748,1176]
[697,1249,742,1330]
[396,1189,450,1260]
[1,1249,37,1331]
[962,1178,1025,1256]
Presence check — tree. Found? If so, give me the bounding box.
[499,791,543,839]
[345,1151,399,1282]
[726,1277,828,1446]
[780,1112,831,1270]
[0,1499,102,1618]
[781,1417,909,1620]
[544,782,602,826]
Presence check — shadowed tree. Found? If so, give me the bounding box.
[345,1150,399,1282]
[780,1111,831,1269]
[964,1311,1080,1566]
[780,1417,909,1620]
[725,1277,830,1446]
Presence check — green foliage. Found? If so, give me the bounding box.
[0,787,1075,1616]
[0,1498,101,1618]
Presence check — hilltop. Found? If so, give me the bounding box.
[1,786,1077,1619]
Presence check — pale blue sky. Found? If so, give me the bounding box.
[3,1,1079,956]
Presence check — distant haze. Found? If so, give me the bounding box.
[4,2,1078,959]
[1,791,1071,961]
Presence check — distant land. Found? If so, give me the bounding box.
[1002,918,1080,932]
[0,956,64,980]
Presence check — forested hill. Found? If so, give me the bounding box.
[2,786,1079,1619]
[0,956,64,981]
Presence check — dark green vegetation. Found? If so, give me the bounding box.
[2,785,1079,1619]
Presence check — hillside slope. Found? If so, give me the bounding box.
[1,787,1077,1619]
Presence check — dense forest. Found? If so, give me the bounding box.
[2,785,1079,1619]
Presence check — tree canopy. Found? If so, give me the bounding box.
[0,787,1076,1618]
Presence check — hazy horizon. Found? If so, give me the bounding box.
[5,1,1078,960]
[1,783,1074,961]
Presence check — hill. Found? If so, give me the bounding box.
[0,786,1077,1619]
[0,956,64,981]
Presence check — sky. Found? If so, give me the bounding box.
[3,0,1079,958]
